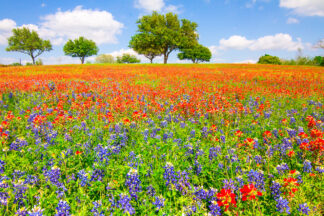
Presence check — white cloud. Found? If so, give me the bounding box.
[135,0,165,11]
[38,6,124,45]
[234,59,257,64]
[135,0,181,14]
[286,17,299,24]
[41,3,46,8]
[0,19,16,45]
[219,35,253,50]
[0,7,124,46]
[280,0,324,16]
[217,33,304,51]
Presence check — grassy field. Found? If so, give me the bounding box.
[0,64,323,215]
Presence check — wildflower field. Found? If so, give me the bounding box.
[0,64,323,215]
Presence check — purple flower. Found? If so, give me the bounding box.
[298,203,310,215]
[55,200,71,216]
[152,195,165,211]
[117,194,135,215]
[209,146,221,161]
[209,201,222,216]
[247,169,265,191]
[303,160,312,173]
[0,160,5,174]
[275,197,290,214]
[270,181,282,199]
[125,168,141,200]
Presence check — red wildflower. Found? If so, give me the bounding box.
[310,129,323,139]
[76,150,83,155]
[240,184,262,201]
[287,150,295,157]
[283,177,299,197]
[298,132,308,139]
[235,130,243,137]
[263,131,272,138]
[299,142,309,151]
[216,189,236,211]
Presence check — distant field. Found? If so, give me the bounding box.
[0,64,323,215]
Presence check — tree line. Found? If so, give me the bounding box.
[5,12,212,65]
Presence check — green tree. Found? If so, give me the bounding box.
[95,54,115,64]
[178,44,211,63]
[116,53,140,64]
[6,27,52,65]
[131,12,198,64]
[129,34,162,63]
[63,37,99,64]
[257,54,281,65]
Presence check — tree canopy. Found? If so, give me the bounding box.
[178,44,212,63]
[116,53,140,64]
[6,27,52,65]
[130,12,198,64]
[63,37,99,64]
[258,54,281,65]
[95,54,115,64]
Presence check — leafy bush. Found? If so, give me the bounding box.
[117,53,140,64]
[35,59,43,65]
[95,54,115,64]
[257,54,281,65]
[11,62,22,66]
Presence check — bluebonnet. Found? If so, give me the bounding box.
[90,169,105,182]
[209,146,221,161]
[0,160,5,174]
[194,160,202,175]
[275,197,290,214]
[77,170,89,187]
[163,162,178,187]
[0,192,8,205]
[315,166,324,174]
[220,135,226,143]
[125,168,141,200]
[13,182,28,207]
[55,200,71,216]
[146,185,156,197]
[235,176,244,188]
[223,179,237,191]
[28,206,44,216]
[152,195,165,211]
[247,169,265,191]
[45,167,63,187]
[270,181,282,199]
[276,163,289,175]
[303,160,312,173]
[117,194,135,215]
[298,203,310,215]
[90,201,104,216]
[209,201,222,216]
[194,187,208,200]
[15,207,28,216]
[254,155,262,164]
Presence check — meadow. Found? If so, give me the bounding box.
[0,64,323,215]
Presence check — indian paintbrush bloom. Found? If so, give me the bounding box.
[240,184,262,201]
[216,188,236,211]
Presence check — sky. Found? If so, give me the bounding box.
[0,0,323,64]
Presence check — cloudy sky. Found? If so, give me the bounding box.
[0,0,323,64]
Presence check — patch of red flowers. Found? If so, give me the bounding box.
[216,189,236,211]
[240,184,262,201]
[283,177,299,197]
[76,150,83,155]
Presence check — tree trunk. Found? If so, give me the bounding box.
[81,56,85,64]
[31,55,35,65]
[150,58,153,64]
[163,54,168,64]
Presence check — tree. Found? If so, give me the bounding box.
[95,54,115,64]
[63,37,99,64]
[131,12,198,64]
[116,54,140,64]
[129,33,162,63]
[257,54,281,65]
[6,27,52,65]
[178,44,211,63]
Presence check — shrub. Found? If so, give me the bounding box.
[116,54,140,64]
[95,54,115,64]
[258,54,281,65]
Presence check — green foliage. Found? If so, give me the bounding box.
[63,37,99,64]
[116,53,140,64]
[10,62,22,66]
[257,54,281,65]
[131,12,198,64]
[6,27,52,65]
[281,56,324,66]
[95,54,115,64]
[129,34,162,63]
[178,44,212,63]
[35,59,43,65]
[313,56,324,66]
[26,62,33,66]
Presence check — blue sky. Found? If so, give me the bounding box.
[0,0,323,64]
